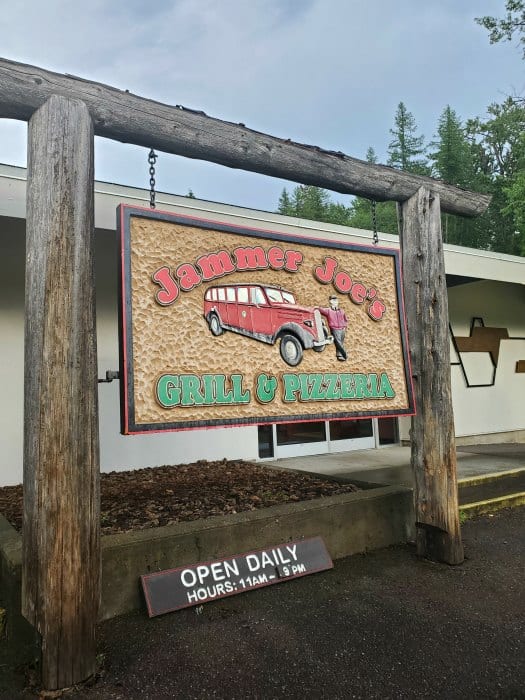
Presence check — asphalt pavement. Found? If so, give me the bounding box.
[3,507,523,699]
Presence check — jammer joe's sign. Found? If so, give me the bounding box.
[118,205,414,433]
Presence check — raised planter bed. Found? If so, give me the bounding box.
[1,469,413,663]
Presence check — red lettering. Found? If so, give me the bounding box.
[196,250,235,281]
[350,281,367,305]
[314,257,337,284]
[176,263,201,291]
[233,246,269,271]
[334,271,352,294]
[267,246,285,270]
[152,267,179,306]
[283,249,303,272]
[368,299,386,321]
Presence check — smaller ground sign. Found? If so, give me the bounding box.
[141,537,333,617]
[118,205,414,433]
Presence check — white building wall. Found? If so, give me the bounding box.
[448,280,525,438]
[1,166,524,485]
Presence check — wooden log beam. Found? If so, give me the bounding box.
[0,57,490,218]
[22,95,100,689]
[400,187,464,565]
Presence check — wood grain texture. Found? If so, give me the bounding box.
[0,57,490,217]
[22,95,100,689]
[400,187,464,565]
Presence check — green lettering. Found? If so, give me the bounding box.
[283,374,300,402]
[202,374,216,403]
[354,374,372,399]
[324,373,340,400]
[156,375,181,407]
[299,374,310,401]
[181,374,205,406]
[379,373,395,398]
[215,375,234,404]
[231,374,250,403]
[368,373,380,398]
[340,373,355,399]
[309,374,325,400]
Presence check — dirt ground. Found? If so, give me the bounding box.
[0,460,358,535]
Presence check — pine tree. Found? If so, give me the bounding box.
[276,185,352,225]
[431,106,472,186]
[430,106,476,245]
[388,102,429,174]
[277,188,293,216]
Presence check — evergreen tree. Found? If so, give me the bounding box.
[277,188,293,215]
[388,102,429,174]
[276,184,353,225]
[431,106,473,186]
[430,106,477,245]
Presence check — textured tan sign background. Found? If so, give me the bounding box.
[128,215,411,426]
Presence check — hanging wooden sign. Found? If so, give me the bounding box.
[118,205,414,434]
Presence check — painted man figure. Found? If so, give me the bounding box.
[318,295,348,361]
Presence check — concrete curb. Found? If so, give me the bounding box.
[460,492,525,518]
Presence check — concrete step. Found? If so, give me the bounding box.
[458,468,525,515]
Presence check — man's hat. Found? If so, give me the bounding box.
[329,295,338,300]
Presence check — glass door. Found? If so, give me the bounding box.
[327,419,375,452]
[274,421,328,458]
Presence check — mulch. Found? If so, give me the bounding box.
[0,460,358,535]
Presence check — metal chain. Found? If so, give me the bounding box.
[148,149,158,209]
[371,199,379,245]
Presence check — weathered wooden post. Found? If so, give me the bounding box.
[23,95,100,689]
[400,187,464,565]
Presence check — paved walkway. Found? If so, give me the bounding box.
[267,442,525,486]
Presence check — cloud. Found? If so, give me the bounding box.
[0,0,523,210]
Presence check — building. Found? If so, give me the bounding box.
[1,163,524,486]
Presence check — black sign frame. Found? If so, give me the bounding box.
[118,204,415,434]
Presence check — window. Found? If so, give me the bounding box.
[251,287,266,305]
[211,288,218,301]
[218,288,226,301]
[266,288,283,303]
[226,287,236,301]
[329,419,373,441]
[237,287,249,303]
[276,422,326,446]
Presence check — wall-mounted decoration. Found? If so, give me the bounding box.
[118,205,415,434]
[450,317,525,387]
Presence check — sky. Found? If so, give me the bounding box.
[0,0,523,212]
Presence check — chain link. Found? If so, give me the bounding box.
[371,199,379,245]
[148,149,157,209]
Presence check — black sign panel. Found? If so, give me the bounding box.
[141,536,333,617]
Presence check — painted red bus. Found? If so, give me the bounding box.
[203,283,332,366]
